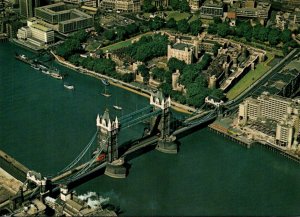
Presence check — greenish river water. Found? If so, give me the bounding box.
[1,43,300,215]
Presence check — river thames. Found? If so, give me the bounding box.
[1,43,300,215]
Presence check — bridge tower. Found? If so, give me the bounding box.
[96,109,126,178]
[150,92,177,154]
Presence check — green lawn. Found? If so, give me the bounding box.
[85,41,101,52]
[165,11,190,21]
[100,32,153,52]
[188,14,199,23]
[226,52,274,100]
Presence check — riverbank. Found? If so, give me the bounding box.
[50,50,194,114]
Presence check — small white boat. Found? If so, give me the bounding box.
[50,73,63,80]
[64,84,74,90]
[102,93,111,97]
[41,69,50,75]
[113,105,122,110]
[101,86,111,97]
[31,65,40,70]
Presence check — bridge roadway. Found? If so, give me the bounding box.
[51,135,160,183]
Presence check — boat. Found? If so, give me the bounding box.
[31,64,40,70]
[50,72,63,80]
[101,79,110,86]
[15,53,31,64]
[41,69,50,75]
[64,84,74,90]
[101,86,111,97]
[113,105,122,110]
[113,98,122,110]
[38,64,48,70]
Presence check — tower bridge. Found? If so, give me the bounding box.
[4,92,220,210]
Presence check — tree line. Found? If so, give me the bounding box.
[208,18,298,54]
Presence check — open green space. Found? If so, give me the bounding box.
[226,52,274,100]
[85,41,101,52]
[188,14,199,23]
[100,32,153,52]
[165,11,190,21]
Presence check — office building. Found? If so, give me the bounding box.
[200,0,224,18]
[100,0,141,12]
[35,2,93,34]
[19,0,40,18]
[238,92,300,149]
[17,19,54,46]
[235,0,271,19]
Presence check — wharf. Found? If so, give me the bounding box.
[208,122,252,148]
[0,150,29,182]
[209,119,300,164]
[0,150,29,207]
[11,38,43,52]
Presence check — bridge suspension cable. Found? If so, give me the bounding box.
[121,108,162,129]
[57,130,98,175]
[119,105,153,122]
[71,143,106,180]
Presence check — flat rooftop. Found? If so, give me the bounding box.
[31,23,52,32]
[202,0,224,7]
[172,43,194,51]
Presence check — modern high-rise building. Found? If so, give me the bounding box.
[19,0,40,18]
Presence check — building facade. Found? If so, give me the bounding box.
[200,0,224,18]
[100,0,141,12]
[17,20,54,46]
[19,0,40,18]
[238,92,300,149]
[35,3,93,34]
[235,0,271,19]
[167,43,195,64]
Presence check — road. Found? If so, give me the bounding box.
[227,48,300,108]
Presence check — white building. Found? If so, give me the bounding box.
[17,20,54,47]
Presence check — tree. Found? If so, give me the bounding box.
[257,27,269,42]
[189,19,202,36]
[116,26,127,40]
[208,24,218,34]
[160,83,173,96]
[126,23,139,35]
[213,17,222,24]
[68,54,81,66]
[166,18,177,29]
[268,28,281,45]
[103,30,115,41]
[281,29,292,43]
[170,0,179,10]
[209,88,225,100]
[217,23,230,37]
[178,0,190,12]
[150,17,164,30]
[151,67,165,81]
[180,64,199,86]
[177,19,190,34]
[143,0,156,12]
[137,64,150,82]
[167,57,186,72]
[94,20,103,35]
